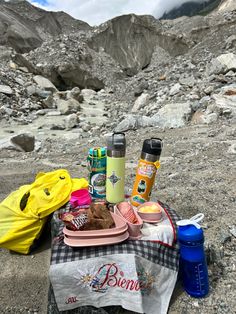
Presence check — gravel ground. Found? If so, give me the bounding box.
[0,122,235,313]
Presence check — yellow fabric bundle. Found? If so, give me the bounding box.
[0,169,88,254]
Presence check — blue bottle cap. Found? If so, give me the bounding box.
[178,225,203,243]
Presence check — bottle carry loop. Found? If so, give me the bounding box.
[154,160,160,169]
[177,213,204,229]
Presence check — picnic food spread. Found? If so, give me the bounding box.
[0,131,209,313]
[59,133,166,245]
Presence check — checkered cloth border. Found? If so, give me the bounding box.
[50,201,180,272]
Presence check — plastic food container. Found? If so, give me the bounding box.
[70,189,92,208]
[137,202,163,222]
[114,202,143,239]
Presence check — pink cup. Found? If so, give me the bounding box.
[114,202,143,239]
[137,202,163,221]
[70,189,92,208]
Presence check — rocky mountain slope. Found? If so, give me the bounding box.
[0,1,236,314]
[218,0,236,11]
[0,0,90,52]
[160,0,221,19]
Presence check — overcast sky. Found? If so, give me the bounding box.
[29,0,210,26]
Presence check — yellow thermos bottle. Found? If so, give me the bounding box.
[131,138,162,207]
[106,133,126,204]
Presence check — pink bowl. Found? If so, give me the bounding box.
[114,202,143,238]
[70,189,92,207]
[137,202,163,222]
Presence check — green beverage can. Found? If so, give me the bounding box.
[87,147,106,199]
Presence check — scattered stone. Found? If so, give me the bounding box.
[67,87,83,102]
[134,81,149,97]
[81,123,91,132]
[219,230,231,244]
[50,124,65,130]
[46,111,61,116]
[227,143,236,154]
[131,93,150,113]
[225,34,236,49]
[204,86,214,95]
[33,75,57,92]
[10,133,35,152]
[64,113,79,130]
[229,225,236,238]
[80,89,97,101]
[179,75,195,87]
[212,94,236,118]
[169,83,182,96]
[202,112,218,124]
[56,98,81,115]
[207,53,236,75]
[0,85,13,95]
[115,115,154,132]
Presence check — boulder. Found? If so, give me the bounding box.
[80,89,97,102]
[131,93,150,113]
[134,81,149,97]
[56,98,81,115]
[0,85,13,95]
[10,133,35,152]
[67,87,83,102]
[207,53,236,75]
[115,115,154,132]
[65,113,79,130]
[152,102,192,128]
[26,85,52,98]
[33,75,57,92]
[212,94,236,118]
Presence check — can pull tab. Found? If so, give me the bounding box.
[177,213,204,229]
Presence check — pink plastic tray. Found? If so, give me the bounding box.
[63,212,128,238]
[64,231,129,247]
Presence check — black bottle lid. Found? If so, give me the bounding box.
[142,138,162,157]
[106,132,126,157]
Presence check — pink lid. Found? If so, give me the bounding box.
[70,189,92,207]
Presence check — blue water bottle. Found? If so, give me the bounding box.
[177,214,209,298]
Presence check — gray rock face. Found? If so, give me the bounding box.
[89,14,189,75]
[152,103,192,128]
[0,7,42,53]
[0,0,91,53]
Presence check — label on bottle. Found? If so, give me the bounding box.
[131,159,158,207]
[137,161,156,178]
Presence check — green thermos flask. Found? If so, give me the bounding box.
[106,132,126,204]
